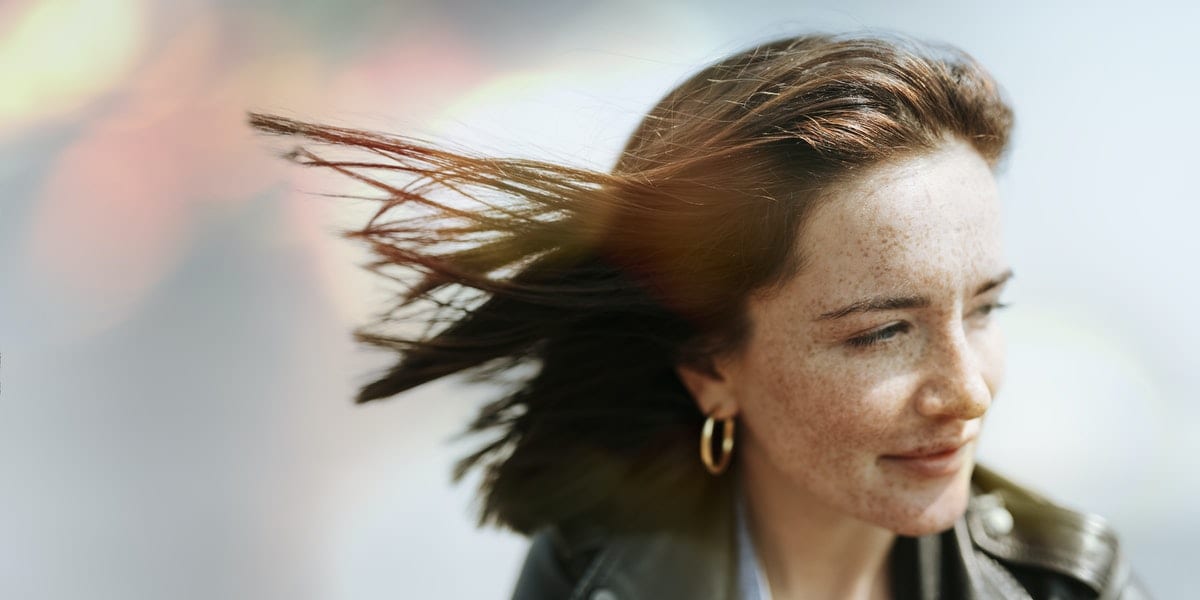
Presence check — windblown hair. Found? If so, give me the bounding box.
[249,33,1013,537]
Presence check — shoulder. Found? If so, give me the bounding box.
[509,513,737,600]
[510,525,608,600]
[966,464,1151,599]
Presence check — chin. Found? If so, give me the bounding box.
[877,468,973,537]
[888,502,966,536]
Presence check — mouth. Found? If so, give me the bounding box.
[880,439,974,479]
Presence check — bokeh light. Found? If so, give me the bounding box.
[0,0,147,137]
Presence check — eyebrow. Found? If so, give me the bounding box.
[813,269,1014,322]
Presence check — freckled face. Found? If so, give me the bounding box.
[723,139,1009,536]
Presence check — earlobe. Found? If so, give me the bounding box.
[674,361,739,418]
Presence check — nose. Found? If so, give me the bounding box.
[914,323,992,420]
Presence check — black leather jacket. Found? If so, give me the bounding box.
[510,465,1150,599]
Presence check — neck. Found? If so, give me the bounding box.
[738,449,896,600]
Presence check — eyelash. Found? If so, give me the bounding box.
[847,322,912,348]
[845,302,1012,349]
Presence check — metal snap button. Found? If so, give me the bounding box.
[972,492,1003,511]
[590,588,619,600]
[983,505,1014,537]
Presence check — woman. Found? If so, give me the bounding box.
[251,33,1148,599]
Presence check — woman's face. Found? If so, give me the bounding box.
[681,139,1010,536]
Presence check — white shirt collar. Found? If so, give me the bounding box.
[735,483,773,600]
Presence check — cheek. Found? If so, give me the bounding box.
[967,321,1007,399]
[982,327,1007,397]
[741,342,897,458]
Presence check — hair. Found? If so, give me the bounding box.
[249,32,1013,538]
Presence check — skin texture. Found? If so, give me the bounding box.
[678,138,1010,599]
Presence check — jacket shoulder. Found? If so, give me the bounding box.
[511,526,607,600]
[967,464,1150,598]
[510,516,738,600]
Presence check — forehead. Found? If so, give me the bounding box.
[788,141,1004,304]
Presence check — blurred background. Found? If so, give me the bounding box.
[2,0,1195,598]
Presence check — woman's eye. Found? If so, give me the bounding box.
[975,301,1012,318]
[847,322,911,348]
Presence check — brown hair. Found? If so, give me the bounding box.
[249,32,1013,536]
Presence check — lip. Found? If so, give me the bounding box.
[880,439,973,478]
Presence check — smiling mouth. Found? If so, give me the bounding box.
[880,440,973,478]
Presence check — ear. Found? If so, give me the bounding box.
[675,359,740,419]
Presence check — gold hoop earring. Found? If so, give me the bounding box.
[700,414,735,475]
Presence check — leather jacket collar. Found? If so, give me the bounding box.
[511,465,1148,600]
